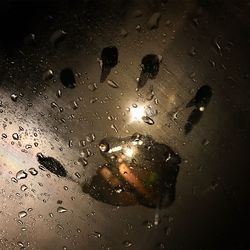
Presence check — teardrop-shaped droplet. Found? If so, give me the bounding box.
[57,207,67,213]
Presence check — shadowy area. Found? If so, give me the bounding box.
[137,54,160,89]
[186,85,212,109]
[37,153,67,177]
[60,68,76,88]
[100,46,118,82]
[82,133,181,208]
[0,0,60,49]
[184,108,204,134]
[185,85,212,134]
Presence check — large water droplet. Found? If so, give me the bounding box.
[16,170,28,180]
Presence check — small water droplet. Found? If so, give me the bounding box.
[57,207,67,213]
[57,89,62,98]
[12,133,19,140]
[28,168,38,176]
[123,240,132,248]
[99,142,109,152]
[142,220,154,229]
[89,231,102,238]
[43,69,54,81]
[20,185,28,191]
[88,82,97,92]
[107,79,119,88]
[111,124,118,132]
[18,211,27,219]
[11,177,18,183]
[142,116,154,125]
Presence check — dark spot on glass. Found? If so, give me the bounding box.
[60,68,76,88]
[184,108,204,134]
[186,85,212,109]
[100,46,118,82]
[36,153,67,177]
[137,54,160,89]
[82,134,181,208]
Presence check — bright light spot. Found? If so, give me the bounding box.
[108,146,122,153]
[199,106,205,112]
[130,106,145,122]
[124,148,134,158]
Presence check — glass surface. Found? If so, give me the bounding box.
[0,0,249,249]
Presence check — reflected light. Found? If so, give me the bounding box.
[124,147,134,158]
[130,106,145,122]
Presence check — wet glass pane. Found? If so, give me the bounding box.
[0,0,250,249]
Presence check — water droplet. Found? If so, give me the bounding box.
[122,240,132,248]
[57,90,62,98]
[20,185,28,191]
[28,168,38,176]
[135,24,141,31]
[99,142,109,152]
[43,69,54,81]
[69,140,73,148]
[51,102,58,109]
[12,133,19,140]
[18,211,27,219]
[142,220,154,229]
[72,101,78,110]
[57,207,67,213]
[75,172,81,178]
[202,139,210,146]
[16,170,28,180]
[89,231,102,238]
[111,124,118,132]
[11,177,18,183]
[147,12,161,30]
[10,93,18,102]
[142,116,154,125]
[120,28,128,37]
[107,79,119,88]
[189,46,196,56]
[2,133,7,138]
[50,29,67,47]
[88,82,97,91]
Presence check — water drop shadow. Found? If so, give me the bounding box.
[137,54,160,89]
[60,68,76,88]
[37,153,67,177]
[185,85,212,134]
[100,46,118,82]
